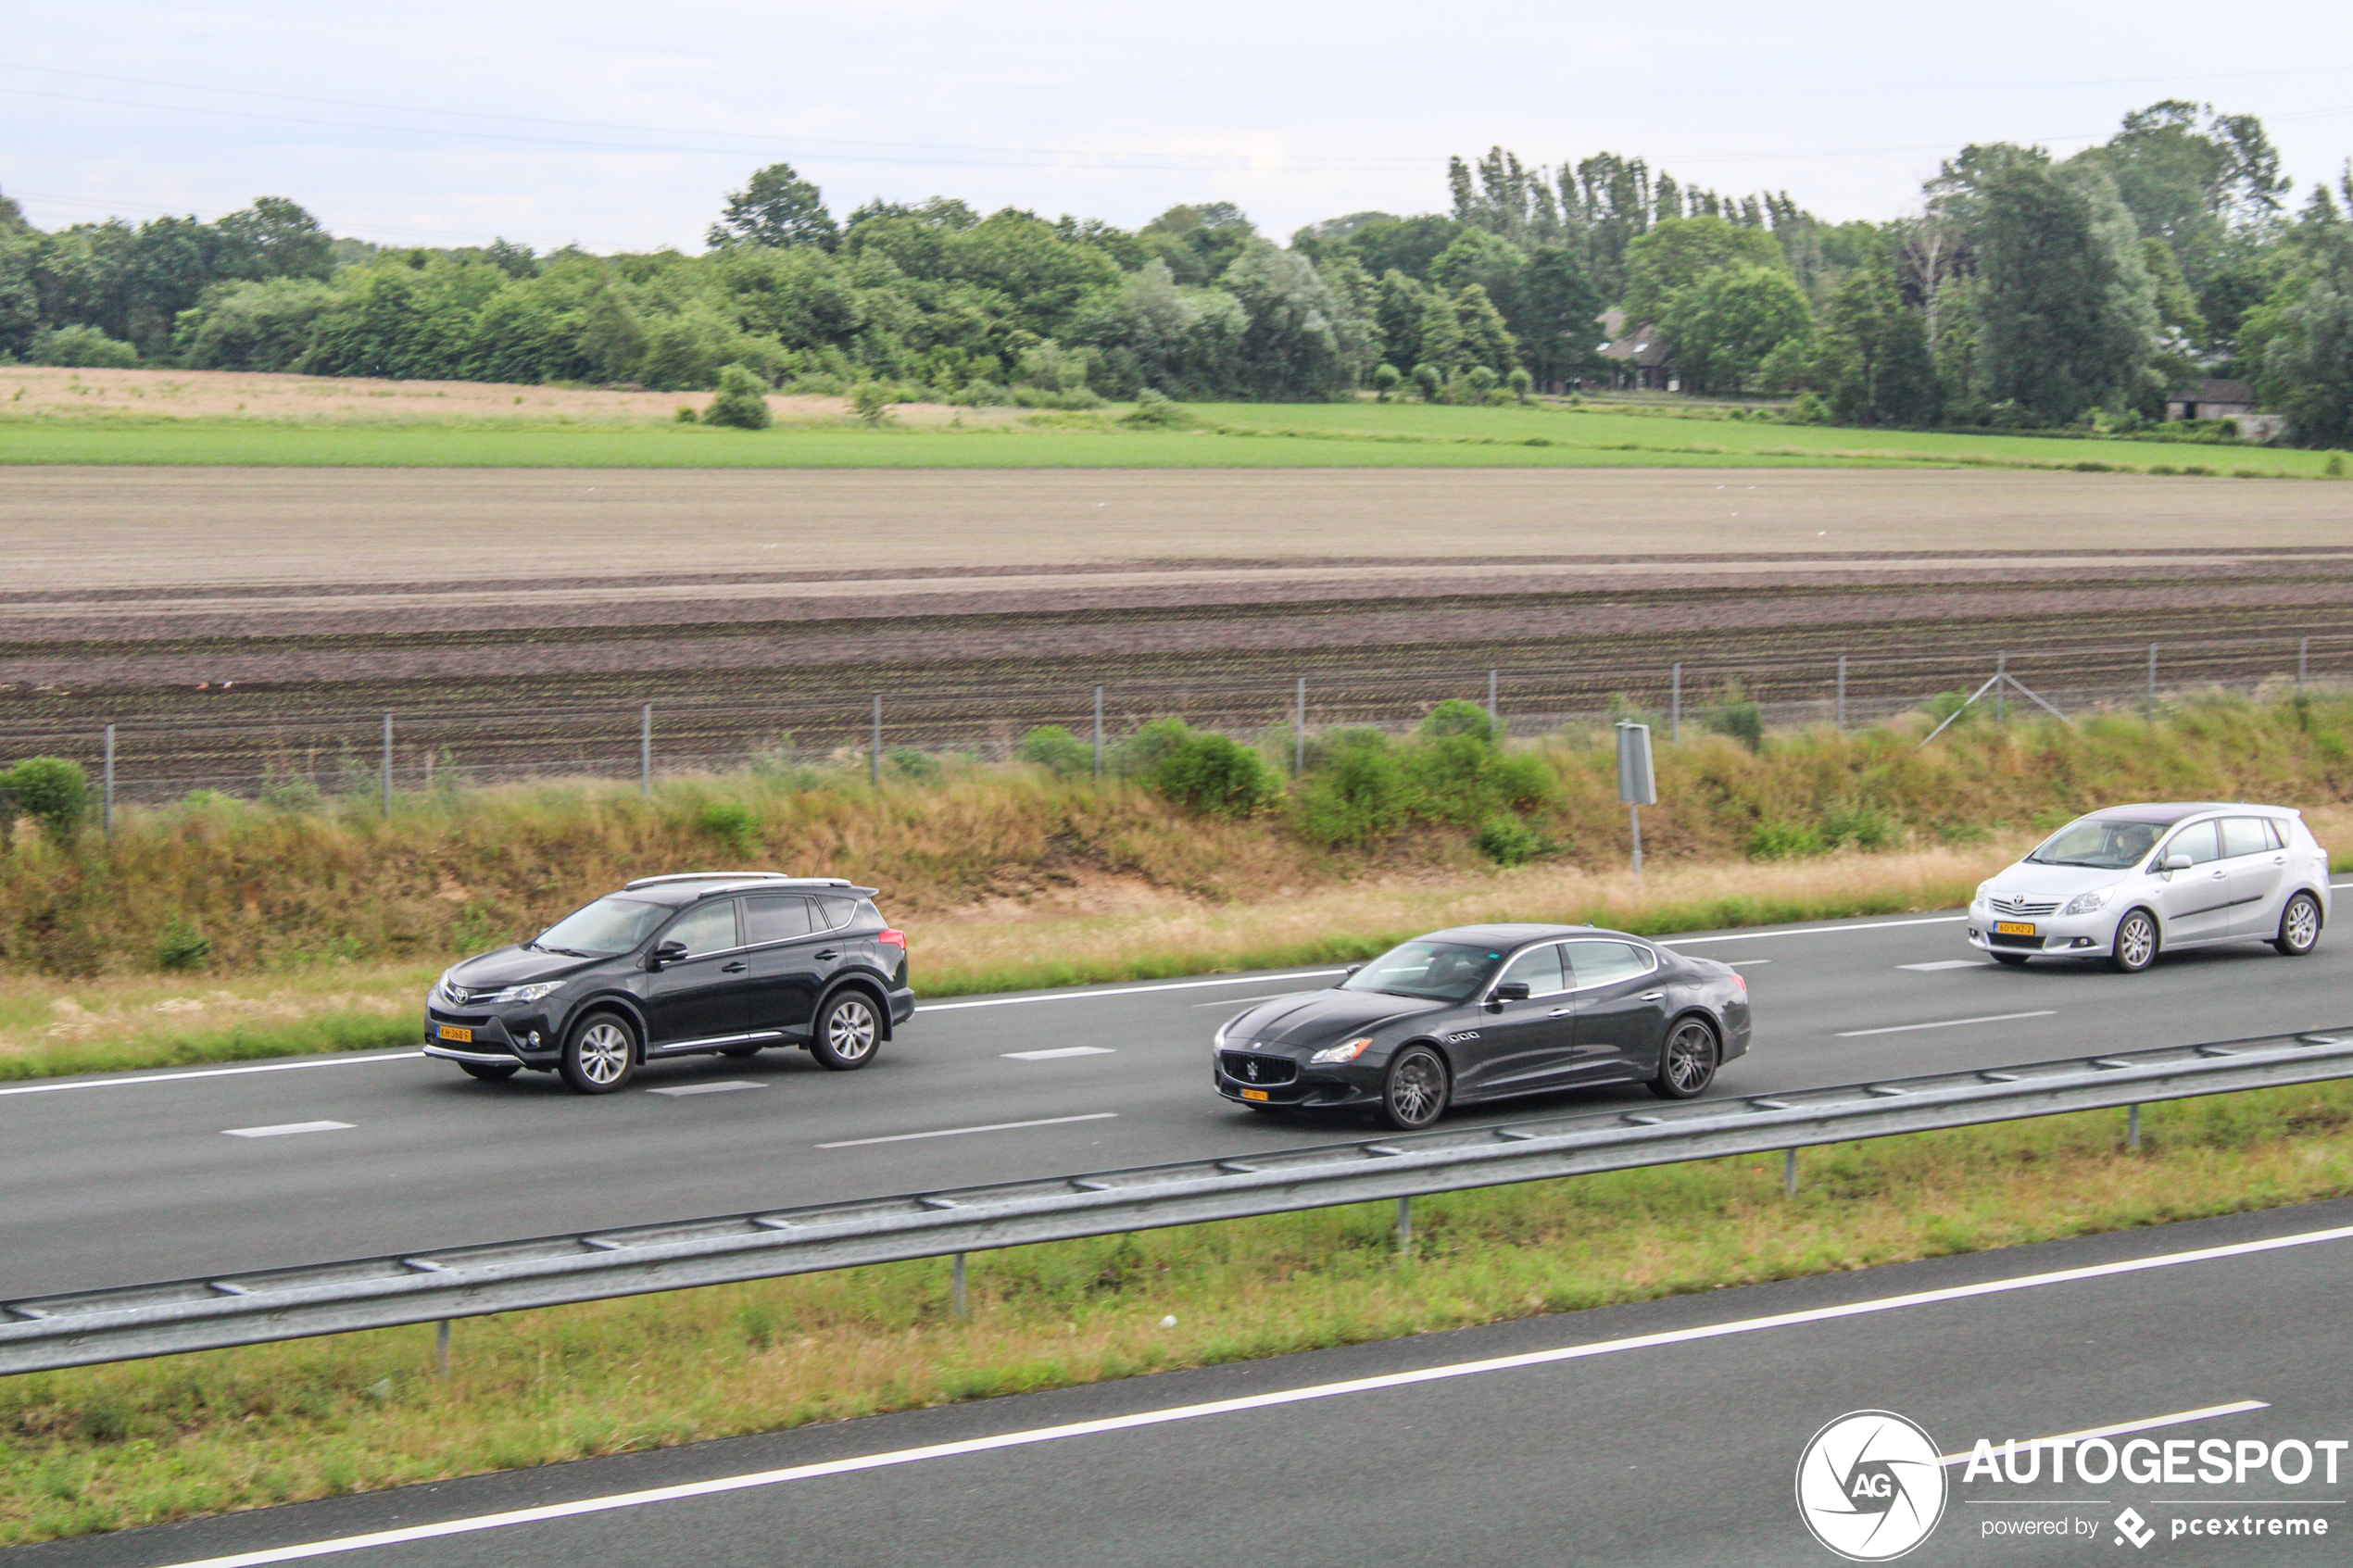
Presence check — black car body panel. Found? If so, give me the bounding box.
[422,873,916,1076]
[1211,922,1750,1113]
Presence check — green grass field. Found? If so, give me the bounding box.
[0,400,2334,474]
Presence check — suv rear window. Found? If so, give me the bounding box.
[744,895,814,942]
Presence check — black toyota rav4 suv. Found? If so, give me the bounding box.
[422,872,914,1093]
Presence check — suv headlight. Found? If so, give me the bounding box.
[481,980,563,1005]
[2062,889,2113,917]
[1310,1036,1372,1064]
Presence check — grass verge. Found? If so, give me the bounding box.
[7,1080,2351,1544]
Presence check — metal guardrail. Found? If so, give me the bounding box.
[6,1027,2351,1375]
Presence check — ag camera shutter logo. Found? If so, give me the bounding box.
[1795,1411,1948,1561]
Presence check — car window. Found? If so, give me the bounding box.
[1338,939,1506,1004]
[1565,940,1655,988]
[533,896,671,957]
[663,899,740,957]
[816,896,857,930]
[1495,943,1565,997]
[2221,818,2274,859]
[2264,819,2288,850]
[2028,817,2167,869]
[2165,821,2222,866]
[742,896,813,944]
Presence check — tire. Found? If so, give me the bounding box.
[1379,1046,1450,1131]
[811,991,883,1071]
[458,1060,520,1082]
[1992,952,2031,966]
[1648,1017,1719,1100]
[2275,891,2323,957]
[560,1011,637,1094]
[2110,909,2159,973]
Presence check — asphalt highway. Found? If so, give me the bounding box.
[18,1194,2353,1567]
[6,900,2350,1300]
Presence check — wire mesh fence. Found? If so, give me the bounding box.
[0,629,2343,812]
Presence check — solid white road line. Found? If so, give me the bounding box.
[1667,915,1967,947]
[221,1121,354,1138]
[0,1050,422,1099]
[1836,1010,2057,1038]
[1193,991,1323,1007]
[917,971,1347,1012]
[148,1220,2353,1568]
[1936,1400,2271,1466]
[1900,960,1986,972]
[645,1082,763,1098]
[817,1112,1119,1148]
[1724,960,1773,968]
[1001,1047,1115,1060]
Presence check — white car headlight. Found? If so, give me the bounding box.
[1974,884,1994,904]
[483,980,563,1005]
[1310,1036,1372,1064]
[2062,889,2113,917]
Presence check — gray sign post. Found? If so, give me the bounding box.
[1617,721,1656,877]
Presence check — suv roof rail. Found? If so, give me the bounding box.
[623,872,851,891]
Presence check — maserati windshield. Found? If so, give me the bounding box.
[1339,939,1506,1004]
[2025,817,2168,871]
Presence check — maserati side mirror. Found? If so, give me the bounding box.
[1491,981,1530,1005]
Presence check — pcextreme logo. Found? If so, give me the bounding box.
[1795,1410,1950,1562]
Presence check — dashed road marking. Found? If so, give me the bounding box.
[222,1121,354,1138]
[645,1081,764,1098]
[819,1112,1119,1149]
[1836,1010,2057,1038]
[1002,1047,1116,1060]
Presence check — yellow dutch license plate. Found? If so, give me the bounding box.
[437,1024,473,1043]
[1994,922,2037,937]
[1239,1088,1270,1102]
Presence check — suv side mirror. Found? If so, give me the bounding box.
[2162,853,2193,873]
[1343,964,1362,977]
[649,939,688,969]
[1491,980,1530,1005]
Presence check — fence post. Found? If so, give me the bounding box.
[2146,644,2158,721]
[381,713,393,820]
[1093,684,1104,779]
[2300,637,2309,696]
[1836,655,1847,732]
[1487,668,1498,732]
[1291,677,1306,775]
[1670,662,1681,742]
[103,724,115,838]
[951,1251,967,1318]
[871,696,882,786]
[639,705,652,798]
[1995,650,2007,723]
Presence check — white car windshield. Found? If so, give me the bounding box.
[1339,940,1507,1003]
[531,896,671,956]
[2026,817,2169,871]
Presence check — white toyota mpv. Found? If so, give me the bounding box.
[1969,802,2331,972]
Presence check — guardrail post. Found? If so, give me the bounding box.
[435,1318,450,1377]
[103,723,116,838]
[639,705,652,797]
[1784,1148,1799,1196]
[1396,1195,1412,1256]
[951,1251,967,1318]
[2128,1104,2141,1151]
[1093,685,1104,779]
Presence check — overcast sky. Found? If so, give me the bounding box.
[6,0,2350,254]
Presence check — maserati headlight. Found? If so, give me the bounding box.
[1310,1036,1373,1064]
[482,980,563,1005]
[2062,889,2113,917]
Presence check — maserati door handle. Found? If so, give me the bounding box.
[721,961,747,973]
[1549,1007,1573,1017]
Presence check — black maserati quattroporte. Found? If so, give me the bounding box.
[1212,924,1751,1129]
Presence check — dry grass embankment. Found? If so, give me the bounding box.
[6,1081,2352,1545]
[5,696,2352,1079]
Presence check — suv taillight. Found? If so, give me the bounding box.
[878,928,907,950]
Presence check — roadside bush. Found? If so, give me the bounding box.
[701,363,774,430]
[849,383,894,426]
[1017,725,1092,777]
[1145,728,1282,820]
[887,748,942,784]
[1818,799,1897,850]
[29,324,139,369]
[157,919,213,972]
[1119,389,1195,429]
[259,769,322,814]
[694,800,761,856]
[1704,692,1765,752]
[1747,819,1826,859]
[1418,699,1494,745]
[1474,816,1547,866]
[3,757,90,843]
[1290,740,1412,847]
[1112,717,1195,779]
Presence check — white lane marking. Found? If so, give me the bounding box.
[145,1220,2353,1568]
[221,1121,354,1138]
[1192,991,1322,1008]
[1900,960,1985,972]
[0,1050,422,1100]
[817,1112,1119,1148]
[1836,1010,2057,1038]
[1725,960,1773,968]
[917,971,1347,1012]
[1936,1399,2270,1466]
[1667,915,1966,947]
[645,1081,764,1098]
[1001,1047,1115,1060]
